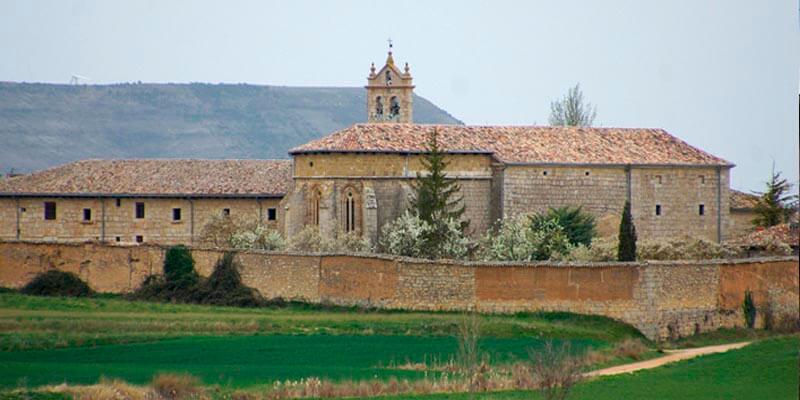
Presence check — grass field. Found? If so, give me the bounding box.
[374,336,800,400]
[0,293,638,388]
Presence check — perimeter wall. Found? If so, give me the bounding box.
[0,240,796,341]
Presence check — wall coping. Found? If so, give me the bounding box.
[2,239,797,269]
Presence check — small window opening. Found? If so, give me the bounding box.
[267,208,277,221]
[699,175,706,184]
[83,208,92,221]
[699,204,705,216]
[585,171,590,176]
[115,236,121,242]
[655,204,662,216]
[116,199,121,207]
[385,70,392,83]
[223,208,230,216]
[135,202,145,219]
[44,202,56,220]
[655,175,663,184]
[344,191,356,233]
[389,96,400,117]
[172,208,182,221]
[135,235,144,243]
[20,207,26,212]
[309,161,314,167]
[375,96,383,115]
[543,171,548,176]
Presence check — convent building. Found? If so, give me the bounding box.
[1,49,748,245]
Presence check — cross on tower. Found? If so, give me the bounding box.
[387,38,393,51]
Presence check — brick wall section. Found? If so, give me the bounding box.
[0,240,796,341]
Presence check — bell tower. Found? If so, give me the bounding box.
[366,41,414,123]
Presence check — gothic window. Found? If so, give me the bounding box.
[342,187,360,233]
[389,96,400,117]
[385,70,392,84]
[309,188,322,226]
[375,96,383,115]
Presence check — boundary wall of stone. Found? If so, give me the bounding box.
[0,240,796,340]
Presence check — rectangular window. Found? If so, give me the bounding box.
[267,208,277,221]
[699,204,705,216]
[115,236,121,242]
[223,208,230,216]
[44,202,57,220]
[172,208,182,221]
[83,208,92,221]
[699,175,706,184]
[655,204,662,216]
[135,235,144,243]
[116,198,121,207]
[135,202,145,219]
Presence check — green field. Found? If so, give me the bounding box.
[377,337,800,400]
[0,293,635,388]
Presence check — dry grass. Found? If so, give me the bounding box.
[613,338,649,361]
[152,373,203,400]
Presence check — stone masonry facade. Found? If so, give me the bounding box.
[1,240,796,341]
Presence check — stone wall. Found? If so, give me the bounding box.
[502,165,729,242]
[0,197,282,245]
[0,240,796,341]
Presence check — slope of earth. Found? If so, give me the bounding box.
[0,82,462,173]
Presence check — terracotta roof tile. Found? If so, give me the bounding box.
[730,189,760,210]
[290,124,732,166]
[0,159,291,197]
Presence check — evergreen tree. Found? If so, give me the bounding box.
[752,168,797,228]
[409,128,468,257]
[163,245,198,289]
[617,200,637,261]
[411,128,465,225]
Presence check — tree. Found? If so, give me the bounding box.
[548,83,597,127]
[411,128,465,224]
[617,201,637,261]
[408,128,469,257]
[752,167,797,228]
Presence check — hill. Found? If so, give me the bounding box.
[0,82,462,173]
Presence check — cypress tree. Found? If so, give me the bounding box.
[617,200,637,261]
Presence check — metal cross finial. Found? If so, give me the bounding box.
[387,38,393,50]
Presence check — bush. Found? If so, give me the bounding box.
[20,270,94,297]
[555,237,617,262]
[479,215,572,261]
[199,214,239,247]
[152,373,202,400]
[532,206,596,247]
[743,290,756,329]
[380,211,471,259]
[230,225,285,251]
[287,226,373,253]
[164,245,198,289]
[197,252,263,307]
[528,340,583,400]
[637,236,741,260]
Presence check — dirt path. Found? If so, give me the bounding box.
[585,341,751,378]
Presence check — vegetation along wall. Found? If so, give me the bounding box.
[0,240,796,341]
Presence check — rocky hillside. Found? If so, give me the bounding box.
[0,82,461,173]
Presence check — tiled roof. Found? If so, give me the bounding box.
[290,124,732,166]
[0,159,292,197]
[730,189,760,210]
[733,223,800,248]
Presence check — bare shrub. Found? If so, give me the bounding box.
[152,373,202,400]
[529,341,583,400]
[456,313,489,392]
[58,377,150,400]
[612,338,648,360]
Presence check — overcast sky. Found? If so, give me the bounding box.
[2,0,798,193]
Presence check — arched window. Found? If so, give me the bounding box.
[308,188,321,226]
[389,96,400,117]
[375,96,383,115]
[385,70,392,84]
[341,187,360,234]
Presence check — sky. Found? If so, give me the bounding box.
[1,0,798,193]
